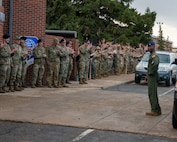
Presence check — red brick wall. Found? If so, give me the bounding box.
[44,35,63,47]
[3,0,46,40]
[2,0,9,35]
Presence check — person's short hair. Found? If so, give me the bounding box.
[84,40,90,44]
[148,41,155,46]
[2,34,10,39]
[20,36,27,40]
[66,41,70,46]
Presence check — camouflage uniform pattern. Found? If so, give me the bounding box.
[0,43,11,88]
[9,43,22,89]
[31,45,46,87]
[59,45,70,85]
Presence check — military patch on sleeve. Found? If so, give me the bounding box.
[152,55,156,58]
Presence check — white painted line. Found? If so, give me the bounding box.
[72,129,95,142]
[159,88,174,96]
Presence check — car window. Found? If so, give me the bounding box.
[158,54,170,63]
[141,52,150,62]
[141,52,170,63]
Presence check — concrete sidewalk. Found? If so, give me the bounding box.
[0,74,176,139]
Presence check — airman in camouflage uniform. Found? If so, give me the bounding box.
[0,34,16,93]
[66,41,75,84]
[58,39,70,87]
[91,46,101,79]
[20,36,31,88]
[31,39,47,88]
[107,44,114,74]
[78,40,92,84]
[112,44,120,75]
[46,38,61,88]
[9,36,23,92]
[84,42,92,82]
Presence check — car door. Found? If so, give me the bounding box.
[171,53,177,81]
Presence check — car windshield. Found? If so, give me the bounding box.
[141,52,170,63]
[158,54,170,63]
[141,53,150,62]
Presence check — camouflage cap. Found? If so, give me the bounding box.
[14,36,21,40]
[96,46,101,50]
[53,38,59,43]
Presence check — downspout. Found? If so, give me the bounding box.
[9,0,13,45]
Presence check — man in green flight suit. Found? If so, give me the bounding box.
[146,41,161,116]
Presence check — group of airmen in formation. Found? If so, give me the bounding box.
[0,34,145,93]
[77,38,145,84]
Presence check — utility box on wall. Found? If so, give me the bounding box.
[0,12,5,22]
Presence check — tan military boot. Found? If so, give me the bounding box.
[37,84,43,87]
[31,84,36,88]
[79,78,84,84]
[58,83,62,88]
[82,78,88,84]
[66,81,72,84]
[3,87,10,92]
[9,86,15,92]
[0,87,6,93]
[146,111,161,116]
[61,83,69,88]
[14,86,22,91]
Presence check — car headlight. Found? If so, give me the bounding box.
[158,66,171,72]
[136,65,145,70]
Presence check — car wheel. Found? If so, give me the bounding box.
[166,74,172,87]
[172,76,176,85]
[172,112,177,128]
[135,77,141,84]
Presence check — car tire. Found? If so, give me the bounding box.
[172,112,177,128]
[135,77,141,84]
[166,74,172,87]
[172,76,176,85]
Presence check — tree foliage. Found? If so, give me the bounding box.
[158,24,165,50]
[46,0,156,46]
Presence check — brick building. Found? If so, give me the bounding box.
[1,0,78,85]
[2,0,46,42]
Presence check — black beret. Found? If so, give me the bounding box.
[2,34,10,39]
[37,39,42,43]
[59,39,65,43]
[20,36,26,40]
[66,41,70,46]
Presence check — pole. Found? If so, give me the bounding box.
[9,0,13,45]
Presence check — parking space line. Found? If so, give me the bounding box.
[159,88,174,96]
[72,129,95,142]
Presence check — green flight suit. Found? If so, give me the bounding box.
[147,51,161,113]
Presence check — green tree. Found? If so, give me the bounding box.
[157,24,165,50]
[46,0,156,46]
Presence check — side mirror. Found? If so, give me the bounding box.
[172,58,177,65]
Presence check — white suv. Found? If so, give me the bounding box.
[135,51,177,86]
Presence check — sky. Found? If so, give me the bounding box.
[131,0,177,47]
